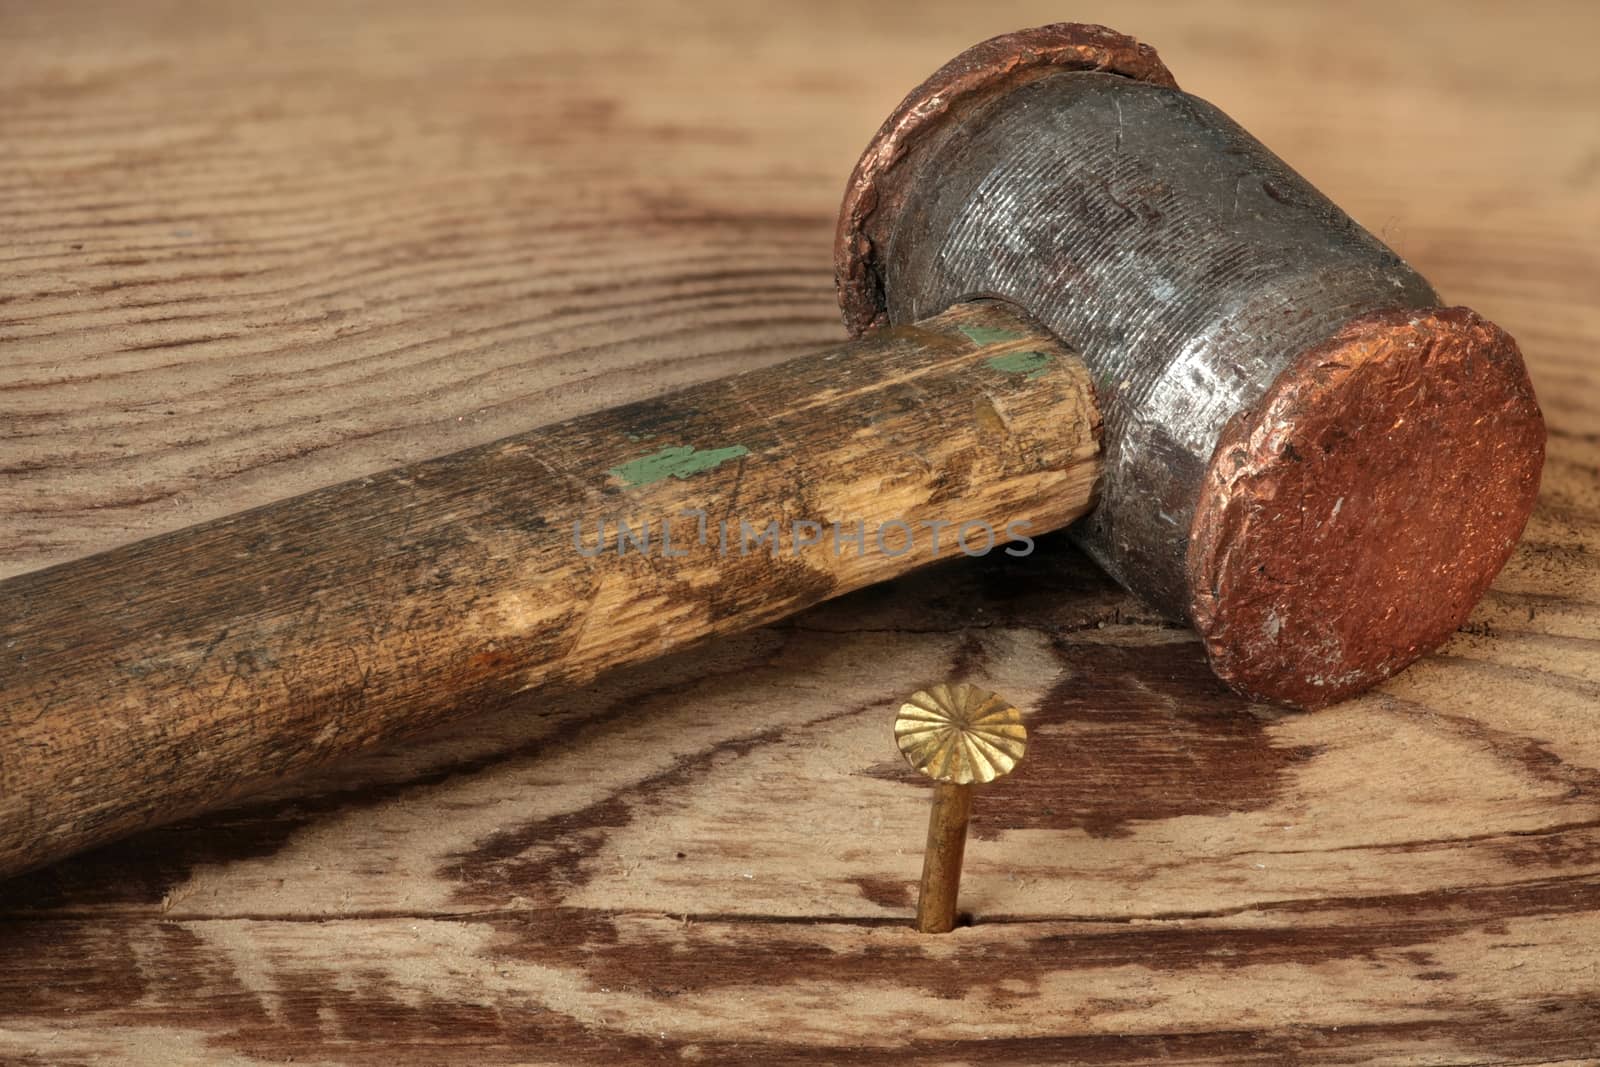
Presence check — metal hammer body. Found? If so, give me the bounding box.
[837,23,1544,706]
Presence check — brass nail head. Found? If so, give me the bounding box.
[895,683,1026,933]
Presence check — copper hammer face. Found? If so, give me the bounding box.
[836,22,1545,707]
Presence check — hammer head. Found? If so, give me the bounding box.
[836,24,1545,708]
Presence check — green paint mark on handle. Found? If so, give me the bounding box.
[985,350,1054,380]
[959,324,1026,345]
[609,444,750,487]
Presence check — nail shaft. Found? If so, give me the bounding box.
[916,781,973,933]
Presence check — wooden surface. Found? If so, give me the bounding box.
[0,299,1096,877]
[1,0,1597,1063]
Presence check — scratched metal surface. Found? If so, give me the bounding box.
[878,71,1439,618]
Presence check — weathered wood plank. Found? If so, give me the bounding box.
[1,451,1597,1062]
[1,0,1598,1063]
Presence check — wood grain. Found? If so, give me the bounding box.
[1,0,1598,1063]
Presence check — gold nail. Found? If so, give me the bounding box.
[894,683,1027,933]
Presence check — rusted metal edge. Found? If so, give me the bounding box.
[833,23,1177,338]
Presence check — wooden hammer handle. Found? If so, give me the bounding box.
[0,300,1100,877]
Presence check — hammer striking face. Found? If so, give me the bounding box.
[837,23,1545,707]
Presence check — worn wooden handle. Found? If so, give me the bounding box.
[0,300,1100,877]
